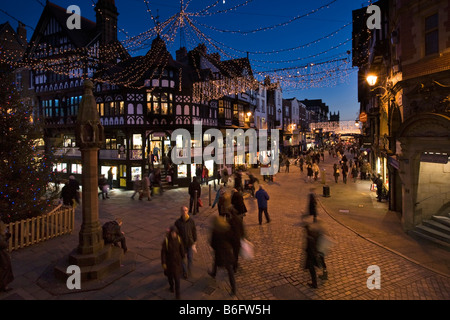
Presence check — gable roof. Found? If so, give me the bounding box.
[26,1,98,56]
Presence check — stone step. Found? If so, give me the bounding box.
[432,215,450,228]
[423,219,450,235]
[413,225,450,244]
[409,230,450,252]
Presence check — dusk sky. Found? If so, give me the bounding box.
[1,0,372,120]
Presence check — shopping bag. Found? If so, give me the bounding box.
[198,198,203,207]
[317,234,334,255]
[166,175,172,183]
[240,238,254,260]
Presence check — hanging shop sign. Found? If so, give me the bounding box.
[359,112,368,123]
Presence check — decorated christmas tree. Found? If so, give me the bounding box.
[0,64,58,223]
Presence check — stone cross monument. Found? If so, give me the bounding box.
[53,80,123,283]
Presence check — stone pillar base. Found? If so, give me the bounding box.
[54,245,123,282]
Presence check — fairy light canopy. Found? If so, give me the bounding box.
[0,0,368,118]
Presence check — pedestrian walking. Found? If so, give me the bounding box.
[299,156,304,173]
[161,225,185,300]
[188,176,201,214]
[175,206,197,278]
[225,206,246,272]
[130,175,142,199]
[107,167,114,190]
[212,185,225,216]
[221,167,229,186]
[306,163,314,182]
[234,171,243,192]
[60,179,79,207]
[208,215,237,296]
[98,174,109,199]
[285,158,290,173]
[308,189,318,222]
[333,164,340,183]
[342,162,349,184]
[255,185,271,225]
[231,188,247,217]
[312,163,320,181]
[303,223,323,289]
[139,172,152,201]
[351,165,359,183]
[0,222,14,292]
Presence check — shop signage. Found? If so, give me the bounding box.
[420,153,448,164]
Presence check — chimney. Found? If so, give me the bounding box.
[95,0,119,45]
[17,21,27,45]
[176,47,188,63]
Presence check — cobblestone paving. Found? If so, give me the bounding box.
[2,153,450,301]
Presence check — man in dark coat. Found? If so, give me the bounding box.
[208,215,236,295]
[61,181,78,207]
[161,225,185,299]
[0,223,14,292]
[188,176,201,214]
[175,206,197,278]
[255,186,271,225]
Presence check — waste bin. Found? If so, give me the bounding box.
[323,185,330,197]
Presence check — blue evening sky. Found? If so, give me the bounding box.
[1,0,372,120]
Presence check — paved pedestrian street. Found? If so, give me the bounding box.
[2,153,449,302]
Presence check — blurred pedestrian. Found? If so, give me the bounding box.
[188,176,201,214]
[161,225,185,300]
[303,223,321,289]
[341,162,349,184]
[333,164,340,183]
[139,171,152,201]
[98,174,109,199]
[312,163,320,181]
[231,189,247,217]
[212,185,225,216]
[285,158,290,173]
[175,206,197,278]
[208,215,236,296]
[306,163,314,182]
[255,185,271,225]
[130,175,142,200]
[351,165,359,183]
[308,189,318,222]
[0,222,14,292]
[225,207,246,273]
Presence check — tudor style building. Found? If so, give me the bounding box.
[23,0,260,189]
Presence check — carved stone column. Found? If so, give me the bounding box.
[75,80,105,255]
